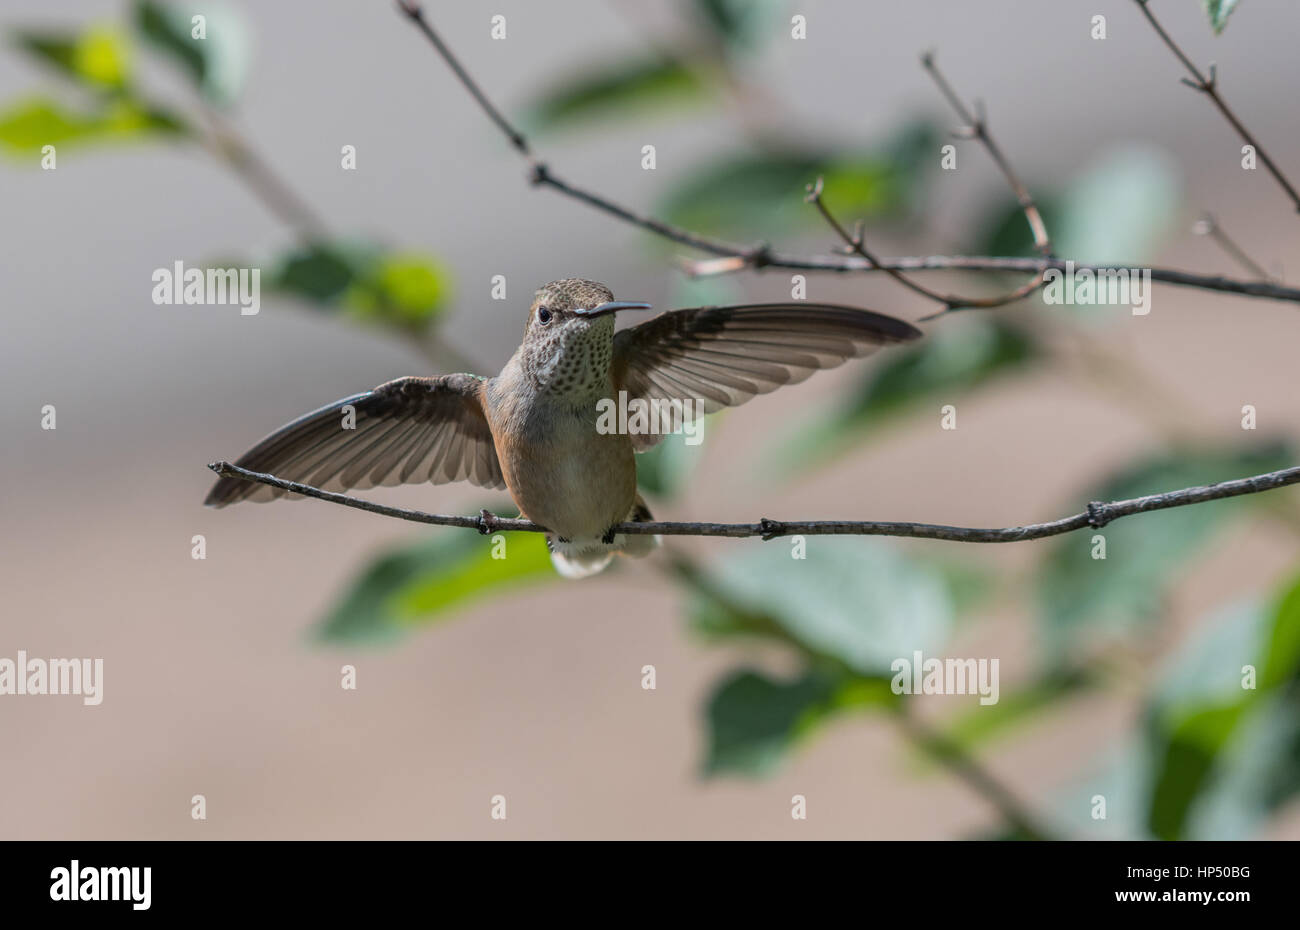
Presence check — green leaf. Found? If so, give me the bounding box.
[1203,0,1240,34]
[938,664,1097,753]
[13,26,132,90]
[772,316,1040,472]
[315,530,555,644]
[703,667,892,776]
[1146,701,1246,839]
[267,242,452,331]
[1143,591,1289,839]
[1054,145,1179,266]
[345,252,453,328]
[270,242,371,304]
[0,95,186,153]
[661,122,937,240]
[1037,441,1292,654]
[690,0,782,50]
[976,145,1178,267]
[1055,578,1300,839]
[526,59,710,132]
[133,0,249,105]
[703,668,838,776]
[690,538,953,675]
[1260,572,1300,691]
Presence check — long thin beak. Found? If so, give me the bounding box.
[574,300,652,318]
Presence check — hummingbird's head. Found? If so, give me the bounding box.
[520,278,651,395]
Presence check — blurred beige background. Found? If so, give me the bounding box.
[3,0,1300,838]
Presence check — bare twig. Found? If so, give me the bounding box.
[200,110,332,244]
[806,53,1054,316]
[395,2,1300,308]
[893,705,1054,840]
[1134,0,1300,213]
[208,460,1300,542]
[682,252,1300,304]
[1191,212,1274,281]
[921,52,1052,258]
[806,179,1046,315]
[806,178,964,310]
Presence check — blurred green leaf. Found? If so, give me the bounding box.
[703,667,894,776]
[526,58,710,132]
[974,145,1178,317]
[690,538,952,675]
[267,241,452,331]
[270,241,371,303]
[690,0,782,50]
[0,95,186,153]
[1203,0,1240,34]
[1147,701,1246,839]
[938,664,1096,753]
[316,530,554,644]
[1054,145,1179,266]
[1055,577,1300,839]
[977,196,1062,259]
[772,316,1041,472]
[977,145,1178,266]
[1037,441,1292,654]
[346,252,453,328]
[1261,573,1300,691]
[661,122,937,239]
[13,25,132,90]
[704,668,838,776]
[134,0,249,105]
[1143,570,1300,839]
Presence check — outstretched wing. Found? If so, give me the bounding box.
[611,303,921,449]
[204,374,504,506]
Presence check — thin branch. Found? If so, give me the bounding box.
[893,705,1054,840]
[200,110,332,244]
[1191,212,1275,281]
[195,81,485,373]
[208,460,1300,542]
[394,2,1300,309]
[920,52,1052,257]
[394,0,760,260]
[1134,0,1300,213]
[806,179,1046,316]
[806,52,1054,316]
[806,178,963,310]
[681,252,1300,304]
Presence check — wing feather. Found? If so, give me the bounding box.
[204,373,504,506]
[611,304,920,449]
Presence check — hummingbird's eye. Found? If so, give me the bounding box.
[536,306,552,324]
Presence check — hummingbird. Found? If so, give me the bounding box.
[205,278,921,577]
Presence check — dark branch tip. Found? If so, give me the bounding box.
[758,518,786,541]
[747,242,772,268]
[528,161,550,185]
[477,508,498,536]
